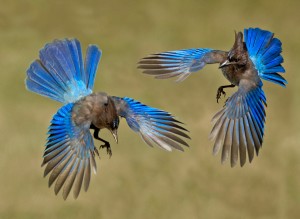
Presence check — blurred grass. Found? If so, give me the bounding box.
[0,0,299,218]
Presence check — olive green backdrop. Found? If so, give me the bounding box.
[0,0,299,218]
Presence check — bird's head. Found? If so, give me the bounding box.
[93,93,120,143]
[219,31,248,68]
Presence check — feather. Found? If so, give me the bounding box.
[25,39,101,103]
[138,48,216,82]
[210,83,266,166]
[85,45,102,89]
[222,119,234,164]
[41,103,96,199]
[63,158,80,200]
[83,159,91,192]
[238,119,247,167]
[213,118,229,156]
[112,96,190,151]
[244,28,286,87]
[73,159,85,198]
[54,154,77,195]
[231,119,239,167]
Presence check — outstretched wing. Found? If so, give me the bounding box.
[244,27,287,86]
[112,97,190,151]
[42,103,97,200]
[209,80,266,167]
[138,48,227,82]
[26,39,102,103]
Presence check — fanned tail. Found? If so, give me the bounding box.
[244,28,287,87]
[26,39,102,103]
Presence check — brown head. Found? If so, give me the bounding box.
[90,92,120,143]
[219,31,248,68]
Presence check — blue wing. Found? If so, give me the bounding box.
[112,97,190,151]
[42,103,97,199]
[209,80,266,167]
[26,39,102,103]
[138,48,226,82]
[244,28,287,87]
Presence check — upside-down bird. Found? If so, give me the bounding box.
[138,27,286,167]
[26,39,190,199]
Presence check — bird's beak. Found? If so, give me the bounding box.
[219,60,231,68]
[111,129,118,143]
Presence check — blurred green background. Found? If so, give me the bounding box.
[0,0,299,218]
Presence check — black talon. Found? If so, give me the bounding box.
[100,142,112,158]
[94,147,100,158]
[216,84,235,103]
[90,124,113,158]
[216,87,226,103]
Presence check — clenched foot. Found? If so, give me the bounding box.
[100,142,112,158]
[216,87,226,103]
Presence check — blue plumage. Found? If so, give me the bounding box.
[84,45,102,90]
[42,103,96,199]
[139,27,287,167]
[26,39,190,199]
[45,103,95,159]
[113,97,190,151]
[138,48,213,82]
[26,39,101,103]
[210,82,266,164]
[244,28,287,87]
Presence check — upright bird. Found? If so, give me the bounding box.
[138,27,286,167]
[25,39,190,199]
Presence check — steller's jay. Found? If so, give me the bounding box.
[26,39,190,199]
[138,28,287,167]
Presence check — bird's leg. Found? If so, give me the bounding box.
[94,130,112,158]
[90,125,112,158]
[216,84,235,103]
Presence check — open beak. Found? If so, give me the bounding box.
[219,60,231,68]
[111,129,118,143]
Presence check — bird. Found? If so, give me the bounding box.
[138,27,287,167]
[25,39,190,200]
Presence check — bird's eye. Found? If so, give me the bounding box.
[229,57,238,62]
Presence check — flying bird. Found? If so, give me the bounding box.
[138,27,286,167]
[26,39,190,199]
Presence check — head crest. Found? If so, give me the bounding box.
[233,31,244,51]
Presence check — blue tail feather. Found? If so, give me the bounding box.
[26,39,102,103]
[260,73,287,87]
[264,56,283,68]
[26,61,66,102]
[84,45,102,90]
[40,40,76,86]
[263,66,285,73]
[244,28,287,87]
[66,39,84,82]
